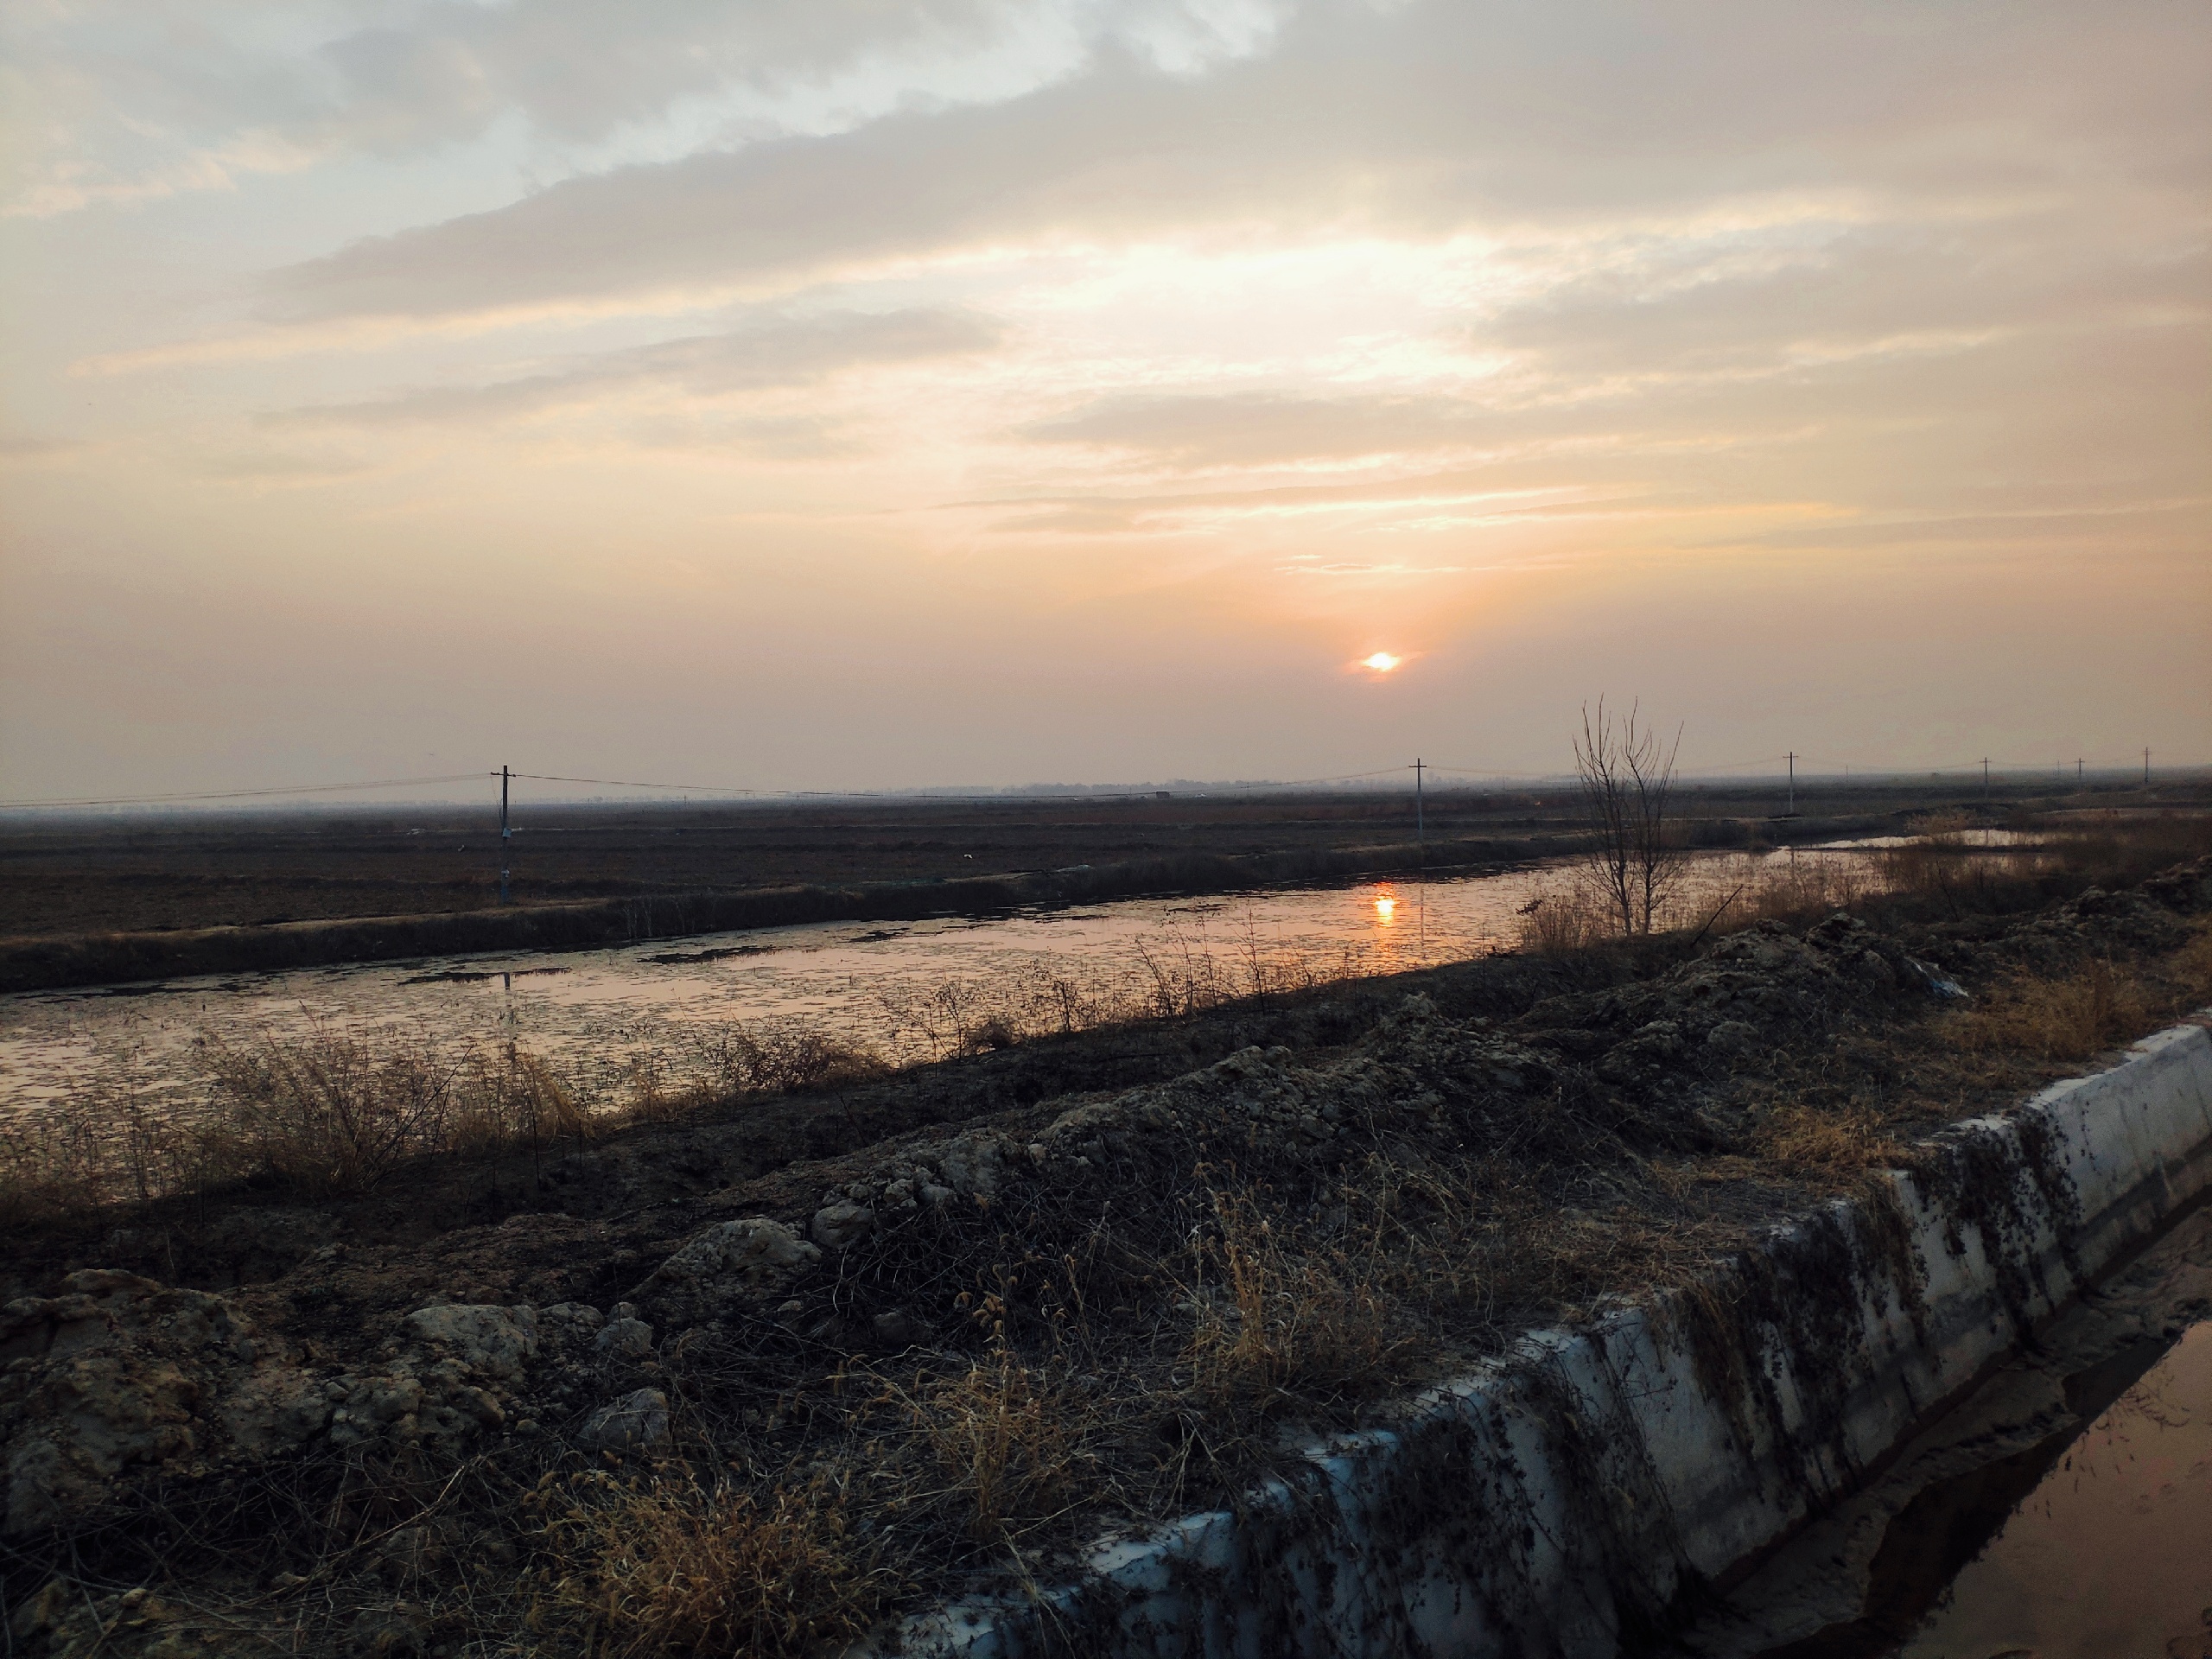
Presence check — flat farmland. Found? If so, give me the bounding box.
[0,778,2189,942]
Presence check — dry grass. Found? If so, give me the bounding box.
[1758,1103,1907,1178]
[685,1027,889,1101]
[1946,960,2159,1062]
[0,1030,599,1223]
[1180,1187,1412,1410]
[1515,888,1617,954]
[895,1345,1096,1542]
[531,1473,893,1659]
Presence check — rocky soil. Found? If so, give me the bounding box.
[4,859,2209,1656]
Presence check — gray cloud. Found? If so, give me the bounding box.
[0,435,86,462]
[10,0,1293,214]
[260,1,2211,323]
[268,307,1003,428]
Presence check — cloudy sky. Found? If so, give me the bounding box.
[3,0,2206,799]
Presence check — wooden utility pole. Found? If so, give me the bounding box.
[1413,758,1425,859]
[2145,748,2152,788]
[1786,752,1796,817]
[499,764,512,904]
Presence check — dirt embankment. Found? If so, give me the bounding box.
[3,856,2209,1657]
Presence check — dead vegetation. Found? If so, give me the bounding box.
[3,824,2211,1658]
[531,1473,893,1659]
[0,1032,600,1226]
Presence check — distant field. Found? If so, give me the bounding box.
[0,778,2196,942]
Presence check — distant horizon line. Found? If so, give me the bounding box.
[4,762,2207,817]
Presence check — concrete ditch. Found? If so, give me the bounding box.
[863,1013,2212,1659]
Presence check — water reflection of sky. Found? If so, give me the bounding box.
[1901,1320,2212,1659]
[0,842,1968,1119]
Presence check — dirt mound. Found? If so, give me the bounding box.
[4,857,2208,1656]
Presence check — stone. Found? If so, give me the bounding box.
[1706,1020,1760,1056]
[641,1217,821,1319]
[810,1202,875,1250]
[576,1388,669,1451]
[401,1304,538,1382]
[592,1318,655,1362]
[871,1309,927,1349]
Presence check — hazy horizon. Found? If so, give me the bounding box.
[4,0,2208,800]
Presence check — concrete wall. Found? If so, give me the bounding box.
[861,1015,2212,1659]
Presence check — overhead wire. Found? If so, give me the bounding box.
[0,772,491,810]
[2,753,2184,813]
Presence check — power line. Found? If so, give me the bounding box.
[4,751,2194,814]
[507,771,757,795]
[0,772,489,810]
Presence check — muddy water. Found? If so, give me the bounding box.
[0,841,1942,1120]
[1687,1205,2212,1659]
[1895,1321,2212,1659]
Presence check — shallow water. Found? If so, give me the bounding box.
[1897,1319,2212,1659]
[1689,1205,2212,1659]
[0,841,1925,1118]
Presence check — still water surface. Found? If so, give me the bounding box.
[1897,1319,2212,1659]
[0,841,1953,1118]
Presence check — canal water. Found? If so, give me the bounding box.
[0,837,1991,1121]
[1892,1317,2212,1659]
[1688,1204,2212,1659]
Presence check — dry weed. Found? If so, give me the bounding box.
[1515,888,1615,955]
[1758,1103,1905,1179]
[897,1346,1093,1541]
[1181,1189,1410,1409]
[533,1472,892,1659]
[692,1027,888,1097]
[1946,959,2157,1062]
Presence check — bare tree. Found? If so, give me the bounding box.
[1573,698,1684,935]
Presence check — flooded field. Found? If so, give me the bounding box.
[0,838,2012,1121]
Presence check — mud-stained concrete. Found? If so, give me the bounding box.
[1674,1203,2212,1659]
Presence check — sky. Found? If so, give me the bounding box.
[2,0,2208,802]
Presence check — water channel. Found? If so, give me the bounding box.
[1686,1205,2212,1659]
[0,841,1946,1120]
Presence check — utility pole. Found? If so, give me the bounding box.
[1981,757,1990,798]
[1413,758,1426,860]
[499,764,512,904]
[2076,758,2083,785]
[1786,752,1796,817]
[2145,747,2152,788]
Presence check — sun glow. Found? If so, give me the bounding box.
[1374,896,1396,921]
[1362,652,1403,673]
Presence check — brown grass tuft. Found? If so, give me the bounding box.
[898,1346,1093,1541]
[533,1472,893,1659]
[1181,1188,1411,1409]
[1759,1103,1906,1179]
[1946,959,2158,1062]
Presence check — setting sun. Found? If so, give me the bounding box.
[1363,653,1403,674]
